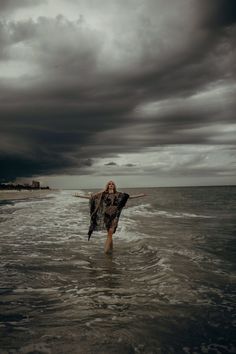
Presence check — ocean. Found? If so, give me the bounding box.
[0,187,235,354]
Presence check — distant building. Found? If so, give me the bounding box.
[32,180,40,189]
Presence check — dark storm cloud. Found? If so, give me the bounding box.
[105,162,117,166]
[198,0,236,29]
[0,0,236,181]
[138,91,236,145]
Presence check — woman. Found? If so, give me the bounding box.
[75,180,146,253]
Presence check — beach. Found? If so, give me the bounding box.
[0,189,55,201]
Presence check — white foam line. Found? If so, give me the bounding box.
[125,204,212,219]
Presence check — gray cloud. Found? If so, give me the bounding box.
[125,164,136,167]
[0,0,46,14]
[0,0,236,182]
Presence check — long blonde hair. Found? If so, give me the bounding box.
[92,180,117,198]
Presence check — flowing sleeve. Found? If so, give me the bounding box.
[88,193,103,240]
[89,195,96,216]
[117,192,129,211]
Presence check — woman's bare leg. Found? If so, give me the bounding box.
[104,228,113,254]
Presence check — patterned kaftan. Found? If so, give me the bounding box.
[88,191,129,240]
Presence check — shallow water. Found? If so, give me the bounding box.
[0,187,235,353]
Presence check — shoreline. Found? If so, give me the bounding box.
[0,189,55,201]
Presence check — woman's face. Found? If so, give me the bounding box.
[108,181,115,189]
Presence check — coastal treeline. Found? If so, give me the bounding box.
[0,182,50,190]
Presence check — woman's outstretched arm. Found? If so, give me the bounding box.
[129,193,147,199]
[74,189,104,199]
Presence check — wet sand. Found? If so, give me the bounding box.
[0,189,54,201]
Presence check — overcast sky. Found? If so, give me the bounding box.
[0,0,235,188]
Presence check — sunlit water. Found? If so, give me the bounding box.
[0,187,235,354]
